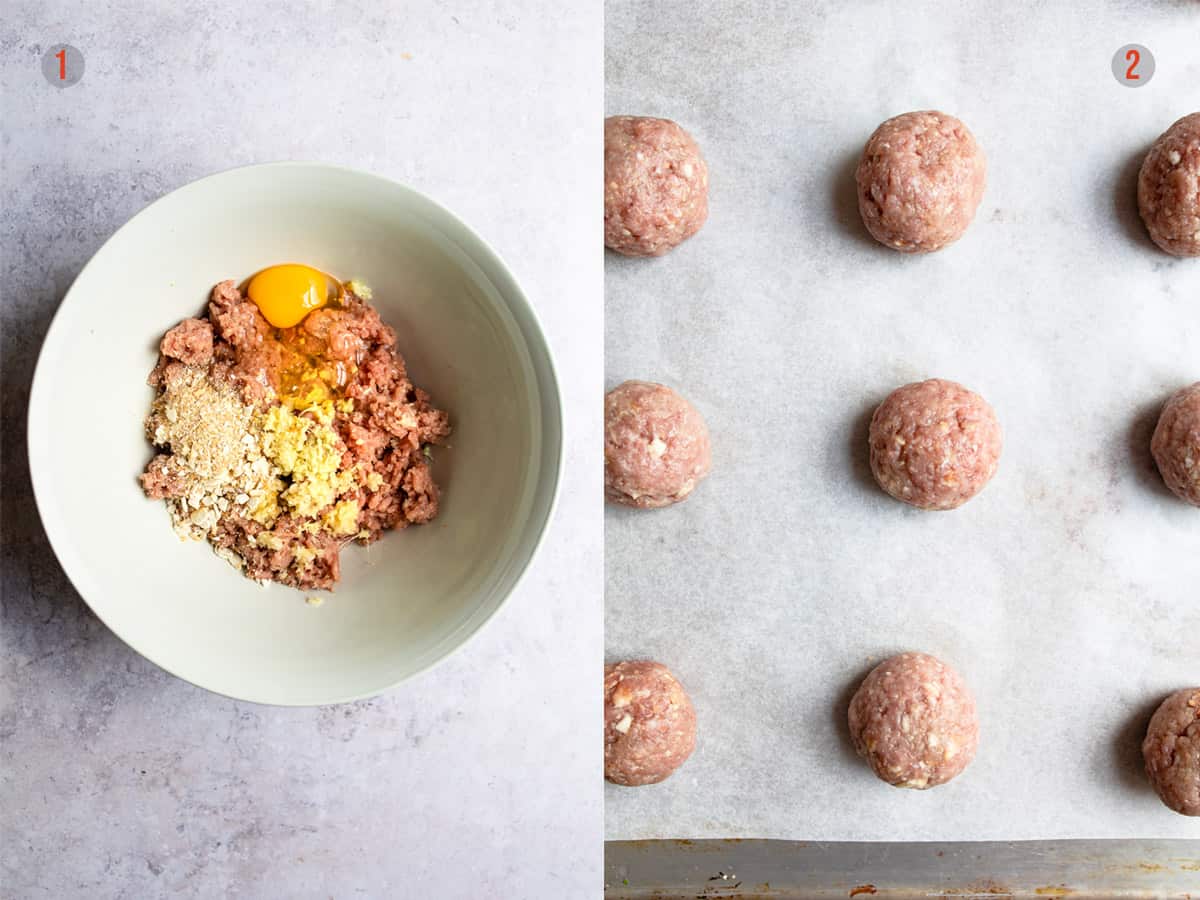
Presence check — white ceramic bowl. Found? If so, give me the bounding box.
[28,163,562,705]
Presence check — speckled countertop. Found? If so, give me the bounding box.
[0,2,601,897]
[605,0,1200,842]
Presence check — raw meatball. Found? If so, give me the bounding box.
[1151,382,1200,505]
[869,378,1002,511]
[848,651,979,790]
[604,116,708,257]
[605,380,711,508]
[1142,688,1200,816]
[1138,113,1200,257]
[605,660,696,786]
[855,110,987,253]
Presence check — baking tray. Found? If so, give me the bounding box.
[605,839,1200,898]
[605,0,1200,854]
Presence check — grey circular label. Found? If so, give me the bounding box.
[1112,44,1154,87]
[41,44,84,88]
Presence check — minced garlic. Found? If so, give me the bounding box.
[286,384,337,425]
[255,532,284,551]
[322,499,360,536]
[257,405,354,518]
[247,486,283,527]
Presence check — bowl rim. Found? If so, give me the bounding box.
[26,160,565,707]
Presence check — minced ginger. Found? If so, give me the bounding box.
[258,404,358,520]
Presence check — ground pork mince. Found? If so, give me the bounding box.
[140,278,450,592]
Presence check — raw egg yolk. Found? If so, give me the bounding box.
[246,264,341,329]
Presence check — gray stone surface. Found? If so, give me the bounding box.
[1,2,602,897]
[606,0,1200,841]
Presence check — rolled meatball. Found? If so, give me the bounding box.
[1142,688,1200,816]
[848,651,979,790]
[604,116,709,257]
[1152,382,1200,506]
[1138,113,1200,257]
[605,660,696,786]
[869,378,1002,510]
[855,110,987,253]
[605,380,711,508]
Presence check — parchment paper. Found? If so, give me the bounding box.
[605,0,1200,841]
